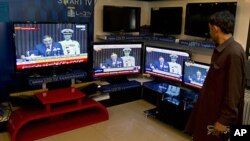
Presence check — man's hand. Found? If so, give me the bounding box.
[214,121,227,132]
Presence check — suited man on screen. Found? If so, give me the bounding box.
[103,53,123,68]
[151,56,169,72]
[34,35,64,57]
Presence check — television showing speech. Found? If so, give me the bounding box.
[93,42,142,77]
[183,61,210,89]
[13,22,88,70]
[144,46,190,82]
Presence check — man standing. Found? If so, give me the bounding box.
[121,47,135,67]
[104,53,123,68]
[167,54,182,76]
[185,11,246,141]
[59,28,80,55]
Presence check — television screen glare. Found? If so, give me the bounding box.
[145,46,190,82]
[183,61,210,89]
[14,22,88,70]
[93,43,142,77]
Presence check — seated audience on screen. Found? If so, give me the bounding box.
[151,56,169,72]
[102,53,123,68]
[34,35,63,57]
[121,47,135,67]
[59,28,80,55]
[167,54,182,75]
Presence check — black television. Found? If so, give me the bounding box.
[93,42,142,80]
[150,7,183,35]
[183,61,210,89]
[185,2,237,38]
[144,46,190,82]
[13,22,88,71]
[103,5,141,32]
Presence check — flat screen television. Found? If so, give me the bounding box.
[183,61,210,89]
[13,22,88,71]
[185,2,237,38]
[144,46,190,82]
[93,42,142,79]
[103,5,141,32]
[150,7,183,35]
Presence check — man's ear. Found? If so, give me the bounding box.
[212,25,220,33]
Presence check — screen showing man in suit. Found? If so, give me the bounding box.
[103,53,123,68]
[34,35,63,57]
[151,56,169,72]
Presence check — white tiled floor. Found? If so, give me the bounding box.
[0,100,191,141]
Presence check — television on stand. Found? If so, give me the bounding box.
[13,22,89,78]
[93,42,143,84]
[144,46,190,83]
[103,5,141,33]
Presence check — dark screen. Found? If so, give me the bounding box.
[103,6,141,32]
[150,7,183,35]
[185,2,237,38]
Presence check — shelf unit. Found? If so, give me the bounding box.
[7,87,109,141]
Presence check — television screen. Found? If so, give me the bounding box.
[13,22,88,70]
[144,46,190,82]
[185,2,237,38]
[150,7,183,35]
[93,42,142,77]
[183,61,210,89]
[103,6,141,32]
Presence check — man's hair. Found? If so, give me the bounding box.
[208,11,235,34]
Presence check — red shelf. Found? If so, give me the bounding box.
[7,87,109,141]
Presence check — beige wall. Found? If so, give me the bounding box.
[94,0,250,63]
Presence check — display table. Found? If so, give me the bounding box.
[7,87,109,141]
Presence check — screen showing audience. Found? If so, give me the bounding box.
[145,46,190,82]
[93,43,142,77]
[14,23,88,70]
[183,61,210,89]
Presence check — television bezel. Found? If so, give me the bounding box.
[92,41,143,78]
[12,21,90,74]
[182,60,210,90]
[144,45,191,83]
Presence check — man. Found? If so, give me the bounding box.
[152,56,169,72]
[121,47,135,67]
[34,35,63,56]
[167,54,182,76]
[104,53,123,68]
[190,70,205,84]
[59,28,80,55]
[185,11,246,141]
